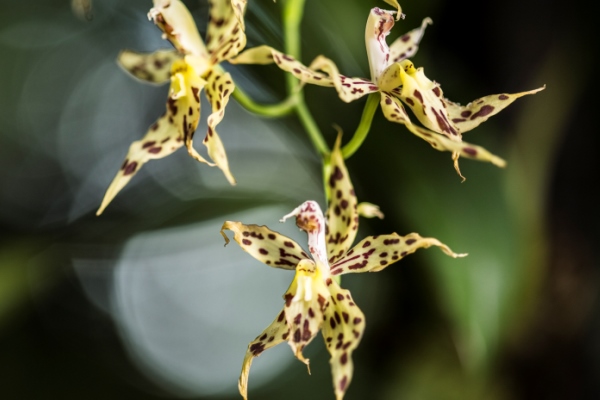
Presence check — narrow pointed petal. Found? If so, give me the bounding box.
[230,45,335,87]
[330,232,466,275]
[308,56,379,102]
[239,308,289,400]
[97,59,205,215]
[397,60,461,137]
[202,69,236,184]
[365,8,395,83]
[283,260,330,366]
[206,0,247,63]
[281,201,329,267]
[389,18,432,64]
[379,92,507,168]
[444,86,546,133]
[321,280,365,400]
[117,49,180,84]
[325,137,359,265]
[149,0,208,58]
[220,221,309,270]
[357,203,384,219]
[96,115,184,215]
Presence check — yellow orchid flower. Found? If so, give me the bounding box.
[231,7,544,178]
[97,0,247,215]
[220,138,465,400]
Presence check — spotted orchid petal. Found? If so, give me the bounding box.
[395,60,461,137]
[206,0,247,64]
[307,56,380,102]
[230,45,335,87]
[389,17,432,64]
[365,8,395,84]
[379,91,507,169]
[330,232,466,276]
[238,307,289,400]
[149,0,209,59]
[325,137,360,265]
[97,59,206,215]
[322,279,365,400]
[199,69,236,184]
[232,46,378,102]
[443,86,546,133]
[283,260,330,365]
[117,49,180,84]
[220,221,309,270]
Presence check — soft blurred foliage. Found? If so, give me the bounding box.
[1,0,598,399]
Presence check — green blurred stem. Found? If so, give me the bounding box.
[232,85,297,117]
[282,0,304,92]
[282,0,329,157]
[341,93,379,159]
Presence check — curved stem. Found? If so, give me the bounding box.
[232,85,297,117]
[282,0,304,92]
[282,0,329,157]
[341,93,379,159]
[295,95,329,156]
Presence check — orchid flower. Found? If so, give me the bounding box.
[97,0,247,215]
[220,138,466,400]
[230,6,544,178]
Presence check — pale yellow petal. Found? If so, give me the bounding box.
[397,60,461,137]
[325,136,359,264]
[389,18,432,63]
[149,0,208,58]
[321,280,365,400]
[97,58,206,215]
[239,307,289,400]
[231,45,335,87]
[220,221,309,270]
[357,203,384,219]
[206,0,247,63]
[308,56,379,102]
[330,233,466,275]
[117,49,180,84]
[444,86,546,133]
[283,260,330,366]
[202,69,236,184]
[379,92,507,170]
[96,114,183,215]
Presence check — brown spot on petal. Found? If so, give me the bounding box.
[339,376,348,392]
[413,90,424,104]
[463,147,478,156]
[249,342,265,355]
[340,352,348,365]
[123,161,138,176]
[470,105,495,119]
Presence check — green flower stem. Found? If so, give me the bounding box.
[341,93,380,159]
[282,0,305,92]
[231,85,297,117]
[295,94,329,156]
[282,0,329,157]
